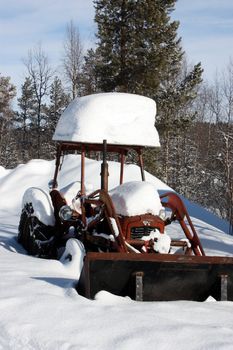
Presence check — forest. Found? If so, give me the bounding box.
[0,0,232,233]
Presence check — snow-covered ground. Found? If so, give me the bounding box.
[0,156,233,350]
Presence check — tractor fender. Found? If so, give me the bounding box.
[22,187,55,227]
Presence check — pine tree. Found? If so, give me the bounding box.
[0,74,16,167]
[155,60,203,183]
[81,49,101,95]
[43,76,70,156]
[16,77,37,162]
[91,0,203,188]
[47,76,70,131]
[93,0,183,95]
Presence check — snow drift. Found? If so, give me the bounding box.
[0,157,233,349]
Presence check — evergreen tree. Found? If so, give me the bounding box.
[47,76,70,132]
[0,74,16,167]
[44,76,70,156]
[91,0,203,188]
[93,0,183,94]
[81,49,101,95]
[16,77,37,162]
[155,59,203,183]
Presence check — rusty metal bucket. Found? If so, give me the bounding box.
[77,252,233,301]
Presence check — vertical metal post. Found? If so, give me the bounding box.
[134,272,144,301]
[81,146,85,195]
[101,140,109,191]
[120,151,125,185]
[52,145,62,188]
[220,274,228,301]
[138,150,145,181]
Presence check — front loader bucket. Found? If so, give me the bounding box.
[77,253,233,301]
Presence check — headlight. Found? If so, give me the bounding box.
[159,208,166,220]
[59,205,73,221]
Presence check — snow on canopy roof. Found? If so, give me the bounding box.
[53,92,160,147]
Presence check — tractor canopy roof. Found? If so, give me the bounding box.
[53,92,160,148]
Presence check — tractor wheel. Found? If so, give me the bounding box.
[18,203,55,258]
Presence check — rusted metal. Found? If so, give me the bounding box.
[77,252,233,301]
[119,214,165,241]
[52,145,62,188]
[138,150,145,181]
[49,139,233,302]
[120,151,125,185]
[160,192,205,256]
[100,140,109,191]
[134,272,144,301]
[50,190,67,215]
[220,274,228,301]
[58,141,142,154]
[56,142,146,187]
[99,189,128,253]
[81,145,85,196]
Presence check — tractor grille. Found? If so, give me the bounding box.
[131,227,155,239]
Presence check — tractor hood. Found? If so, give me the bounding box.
[109,181,163,217]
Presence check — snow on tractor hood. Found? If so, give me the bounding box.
[109,181,163,217]
[53,93,160,147]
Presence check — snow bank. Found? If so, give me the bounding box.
[60,181,81,201]
[0,154,229,235]
[1,156,233,349]
[53,93,160,147]
[0,226,233,350]
[0,165,8,179]
[0,159,55,213]
[109,181,163,216]
[0,155,171,216]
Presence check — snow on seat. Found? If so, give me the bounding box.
[60,181,94,213]
[53,92,160,147]
[109,181,163,217]
[60,182,81,206]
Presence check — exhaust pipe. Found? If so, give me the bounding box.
[101,140,109,191]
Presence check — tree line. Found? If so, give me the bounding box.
[0,0,232,233]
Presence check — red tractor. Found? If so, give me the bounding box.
[18,93,233,301]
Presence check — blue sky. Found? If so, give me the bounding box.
[174,0,233,80]
[0,0,233,94]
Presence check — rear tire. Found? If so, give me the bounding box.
[18,203,55,257]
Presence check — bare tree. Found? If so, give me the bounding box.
[62,20,83,99]
[219,131,233,234]
[209,73,223,124]
[23,44,53,158]
[202,60,233,233]
[220,60,233,233]
[222,59,233,124]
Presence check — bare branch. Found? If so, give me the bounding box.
[62,20,83,99]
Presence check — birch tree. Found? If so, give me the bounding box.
[23,44,53,158]
[63,20,83,99]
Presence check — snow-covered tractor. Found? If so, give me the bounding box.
[18,93,233,301]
